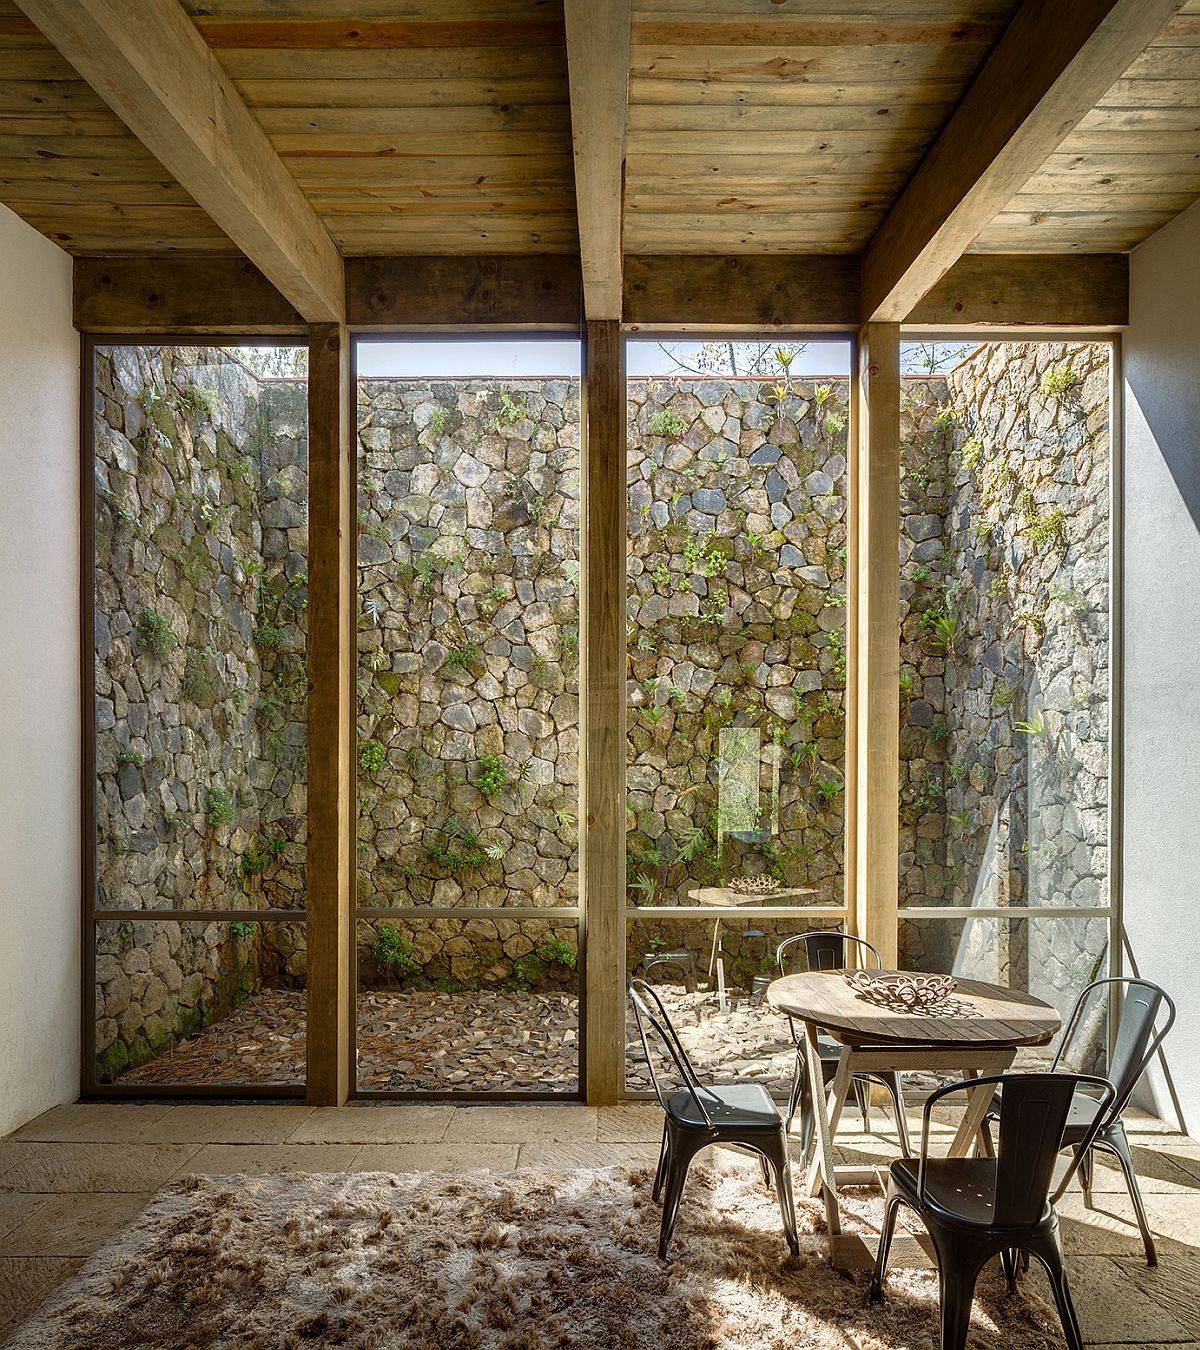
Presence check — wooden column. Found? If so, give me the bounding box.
[306,322,353,1104]
[581,319,627,1103]
[851,324,900,967]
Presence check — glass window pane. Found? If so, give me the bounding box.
[355,917,579,1093]
[355,343,581,910]
[898,341,1111,914]
[92,344,309,912]
[625,916,843,1095]
[625,339,852,909]
[899,913,1109,1063]
[95,918,305,1087]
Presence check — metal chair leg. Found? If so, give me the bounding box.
[869,1187,903,1301]
[658,1129,702,1260]
[653,1120,669,1203]
[1105,1125,1157,1267]
[931,1235,984,1350]
[758,1150,773,1191]
[854,1077,871,1133]
[758,1133,800,1256]
[1079,1145,1094,1209]
[785,1048,805,1133]
[1029,1233,1084,1350]
[884,1072,913,1157]
[1000,1247,1020,1293]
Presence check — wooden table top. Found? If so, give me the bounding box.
[766,970,1061,1049]
[687,885,818,907]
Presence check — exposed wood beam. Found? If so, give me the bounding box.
[581,320,626,1104]
[16,0,344,322]
[625,255,859,330]
[564,0,631,321]
[306,322,353,1105]
[851,324,900,966]
[860,0,1183,322]
[346,256,582,330]
[905,254,1128,330]
[73,257,305,335]
[72,253,1128,335]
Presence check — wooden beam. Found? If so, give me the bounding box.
[73,257,304,335]
[345,256,582,329]
[16,0,344,322]
[564,0,631,321]
[72,253,1126,336]
[581,319,626,1104]
[852,324,900,967]
[906,253,1128,330]
[624,255,859,330]
[306,322,353,1105]
[860,0,1183,322]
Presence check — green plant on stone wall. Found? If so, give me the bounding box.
[137,609,178,659]
[993,680,1020,711]
[933,402,958,430]
[359,738,386,776]
[475,755,511,798]
[649,408,685,439]
[424,822,490,874]
[1025,506,1066,551]
[178,385,219,420]
[372,923,417,979]
[428,407,452,435]
[960,438,984,472]
[444,641,482,676]
[231,920,259,939]
[205,786,234,828]
[928,717,951,743]
[1014,713,1048,738]
[116,746,144,766]
[949,810,972,831]
[241,835,286,878]
[493,391,527,430]
[920,602,960,655]
[1040,365,1081,398]
[540,937,577,970]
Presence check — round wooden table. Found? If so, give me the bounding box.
[767,970,1061,1261]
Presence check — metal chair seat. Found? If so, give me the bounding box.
[890,1156,1054,1232]
[666,1082,779,1131]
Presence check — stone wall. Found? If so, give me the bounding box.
[92,346,308,1079]
[90,342,1111,1076]
[898,342,1111,1023]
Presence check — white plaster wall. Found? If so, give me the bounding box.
[1124,199,1200,1134]
[0,206,80,1136]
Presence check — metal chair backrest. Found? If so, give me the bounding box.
[775,928,883,976]
[1053,977,1175,1127]
[628,979,720,1129]
[919,1072,1115,1228]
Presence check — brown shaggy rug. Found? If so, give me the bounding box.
[5,1161,1068,1349]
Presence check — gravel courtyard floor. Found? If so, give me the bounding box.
[117,985,802,1095]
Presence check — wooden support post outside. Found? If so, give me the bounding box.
[852,324,900,967]
[306,322,353,1104]
[581,319,627,1103]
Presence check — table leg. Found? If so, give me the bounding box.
[948,1052,1013,1157]
[707,916,722,981]
[803,1028,854,1237]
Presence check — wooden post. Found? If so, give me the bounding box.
[306,322,353,1104]
[581,319,626,1103]
[852,324,900,967]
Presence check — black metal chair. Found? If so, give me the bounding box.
[775,930,913,1158]
[871,1071,1115,1350]
[628,978,800,1260]
[984,976,1176,1267]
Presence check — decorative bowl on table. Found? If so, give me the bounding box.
[846,971,957,1011]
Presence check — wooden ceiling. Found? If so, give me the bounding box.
[1,0,1198,263]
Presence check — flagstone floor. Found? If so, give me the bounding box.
[2,1100,1199,1346]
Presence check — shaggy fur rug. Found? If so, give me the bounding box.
[6,1161,1068,1349]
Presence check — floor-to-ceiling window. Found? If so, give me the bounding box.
[352,336,582,1096]
[623,336,854,1094]
[86,340,309,1093]
[896,338,1116,1067]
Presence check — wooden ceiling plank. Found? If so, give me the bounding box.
[193,18,564,48]
[15,0,344,321]
[213,47,566,80]
[860,0,1186,322]
[564,0,631,320]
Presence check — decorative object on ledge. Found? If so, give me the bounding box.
[846,971,958,1012]
[729,874,780,897]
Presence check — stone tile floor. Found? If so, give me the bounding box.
[1,1100,1198,1346]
